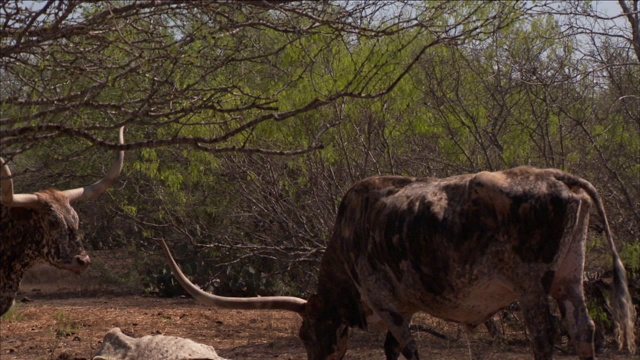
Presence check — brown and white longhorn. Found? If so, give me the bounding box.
[0,127,125,316]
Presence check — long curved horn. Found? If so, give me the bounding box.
[63,127,125,203]
[1,158,40,208]
[161,239,307,314]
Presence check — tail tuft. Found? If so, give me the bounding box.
[611,256,637,354]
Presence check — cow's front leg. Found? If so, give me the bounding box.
[519,294,556,360]
[0,295,16,316]
[0,282,20,316]
[378,310,419,360]
[384,331,401,360]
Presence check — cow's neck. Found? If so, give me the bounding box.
[0,260,30,316]
[0,206,44,315]
[316,250,366,328]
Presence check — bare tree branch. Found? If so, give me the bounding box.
[1,1,525,174]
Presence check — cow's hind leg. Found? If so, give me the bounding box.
[552,284,595,360]
[550,197,595,360]
[520,294,556,360]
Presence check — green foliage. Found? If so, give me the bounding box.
[586,234,607,256]
[122,205,137,217]
[587,297,613,330]
[620,242,640,272]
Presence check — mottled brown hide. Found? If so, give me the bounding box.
[5,206,33,221]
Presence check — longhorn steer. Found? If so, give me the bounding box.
[0,127,125,316]
[162,166,636,359]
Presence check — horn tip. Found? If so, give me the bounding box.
[118,126,125,145]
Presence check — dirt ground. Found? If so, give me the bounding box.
[0,254,637,360]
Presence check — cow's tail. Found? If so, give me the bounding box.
[554,171,636,354]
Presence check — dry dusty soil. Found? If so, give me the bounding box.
[0,252,637,360]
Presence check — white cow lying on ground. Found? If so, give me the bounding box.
[93,327,226,360]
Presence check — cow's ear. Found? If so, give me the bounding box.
[304,294,324,319]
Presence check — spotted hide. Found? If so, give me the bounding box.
[0,127,124,316]
[162,166,636,360]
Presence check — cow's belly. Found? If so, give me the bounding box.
[420,279,518,325]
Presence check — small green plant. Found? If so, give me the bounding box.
[0,303,24,322]
[52,310,80,338]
